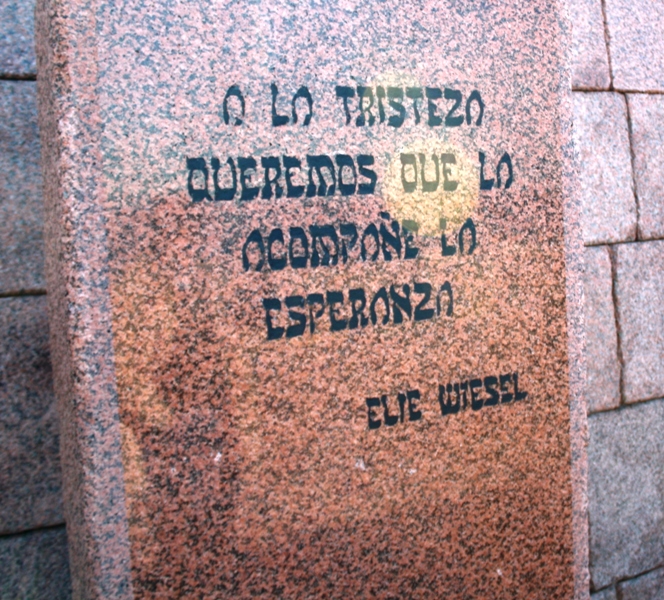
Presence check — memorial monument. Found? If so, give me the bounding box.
[36,0,588,597]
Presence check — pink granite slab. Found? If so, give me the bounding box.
[36,0,588,598]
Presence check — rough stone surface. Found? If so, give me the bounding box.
[0,81,46,293]
[590,587,616,600]
[619,567,664,600]
[0,0,37,76]
[588,400,664,589]
[570,0,611,90]
[0,526,72,600]
[0,295,63,534]
[604,0,664,91]
[614,241,664,403]
[627,94,664,240]
[584,246,620,413]
[573,93,636,245]
[36,0,588,597]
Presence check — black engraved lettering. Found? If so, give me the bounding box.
[408,389,422,421]
[306,293,325,334]
[413,282,434,321]
[437,282,454,316]
[335,85,355,125]
[242,229,265,271]
[223,85,245,125]
[211,157,237,201]
[390,284,412,324]
[267,228,287,270]
[283,156,305,198]
[271,83,289,127]
[356,85,375,126]
[458,218,477,255]
[349,288,369,329]
[441,153,458,192]
[292,86,313,126]
[420,153,440,192]
[238,157,260,201]
[336,154,357,196]
[340,223,358,263]
[263,298,284,340]
[387,87,406,128]
[406,87,423,124]
[466,90,484,126]
[327,291,347,332]
[370,287,390,325]
[261,156,283,199]
[309,225,339,267]
[187,157,211,202]
[400,154,417,193]
[357,155,377,194]
[285,295,306,338]
[366,397,381,429]
[381,394,399,426]
[289,226,309,269]
[426,87,443,127]
[444,88,464,127]
[484,376,500,407]
[306,155,336,197]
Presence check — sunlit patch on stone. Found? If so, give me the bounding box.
[384,138,479,237]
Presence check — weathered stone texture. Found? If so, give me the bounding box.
[0,296,63,534]
[573,93,636,245]
[614,241,664,403]
[620,567,664,600]
[584,246,620,413]
[0,0,37,76]
[0,526,71,600]
[604,0,664,91]
[0,81,45,292]
[590,587,616,600]
[570,0,611,90]
[35,0,587,596]
[588,400,664,589]
[627,94,664,240]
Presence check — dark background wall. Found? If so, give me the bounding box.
[1,0,664,597]
[0,1,71,598]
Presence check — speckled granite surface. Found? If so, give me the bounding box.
[35,0,588,598]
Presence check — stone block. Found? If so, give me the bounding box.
[627,94,664,240]
[0,526,71,599]
[591,587,616,600]
[614,241,664,403]
[571,0,611,90]
[604,0,664,91]
[584,246,620,413]
[0,0,37,76]
[573,92,636,245]
[588,400,664,588]
[619,567,664,600]
[35,0,588,596]
[0,81,45,292]
[0,296,63,534]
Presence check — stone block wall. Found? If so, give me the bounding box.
[573,0,664,597]
[1,0,664,597]
[0,2,71,597]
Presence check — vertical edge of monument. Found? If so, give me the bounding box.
[34,0,134,598]
[560,0,591,597]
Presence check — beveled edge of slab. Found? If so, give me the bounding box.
[35,0,133,598]
[561,1,591,597]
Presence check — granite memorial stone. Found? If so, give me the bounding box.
[36,0,587,598]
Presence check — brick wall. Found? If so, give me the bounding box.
[1,0,663,597]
